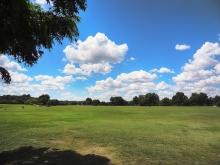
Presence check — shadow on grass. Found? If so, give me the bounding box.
[0,146,114,165]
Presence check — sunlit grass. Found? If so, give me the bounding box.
[0,105,220,164]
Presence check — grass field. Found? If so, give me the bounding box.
[0,104,220,165]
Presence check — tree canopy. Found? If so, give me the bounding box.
[0,0,87,83]
[38,94,50,105]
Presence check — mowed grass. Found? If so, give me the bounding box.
[0,105,220,165]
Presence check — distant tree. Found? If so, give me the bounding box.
[86,98,92,105]
[132,96,139,105]
[172,92,188,106]
[214,95,220,106]
[25,98,38,105]
[208,97,214,106]
[92,99,100,106]
[160,97,170,106]
[38,94,50,105]
[46,100,52,107]
[145,93,159,106]
[189,93,199,106]
[100,101,106,106]
[110,96,126,106]
[50,99,59,106]
[0,94,32,104]
[70,101,78,105]
[0,0,87,83]
[217,101,220,107]
[139,96,148,106]
[137,93,159,106]
[198,92,208,106]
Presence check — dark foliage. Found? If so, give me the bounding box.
[0,0,87,83]
[0,66,11,84]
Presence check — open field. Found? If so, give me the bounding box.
[0,105,220,165]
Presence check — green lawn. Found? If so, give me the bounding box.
[0,105,220,165]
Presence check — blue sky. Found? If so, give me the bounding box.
[1,0,220,101]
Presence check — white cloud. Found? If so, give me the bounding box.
[156,81,171,90]
[173,70,214,82]
[62,64,91,76]
[62,33,128,76]
[214,63,220,74]
[0,55,27,71]
[63,60,114,76]
[41,80,65,90]
[88,77,125,93]
[0,74,76,97]
[130,57,136,61]
[33,75,75,91]
[80,63,113,74]
[175,44,191,50]
[9,71,33,83]
[173,42,220,82]
[183,42,220,71]
[150,67,175,73]
[75,76,88,81]
[35,75,75,83]
[87,70,170,101]
[34,75,51,81]
[117,70,158,82]
[171,76,220,98]
[194,75,220,87]
[63,33,128,64]
[157,91,174,99]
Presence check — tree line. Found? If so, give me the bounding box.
[1,92,220,107]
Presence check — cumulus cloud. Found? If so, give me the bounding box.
[64,33,128,64]
[63,62,113,76]
[33,75,75,90]
[35,75,75,83]
[88,77,125,93]
[62,33,128,76]
[75,76,88,81]
[87,70,171,101]
[170,42,220,98]
[117,70,158,82]
[150,67,175,73]
[214,63,220,74]
[130,57,136,61]
[156,81,171,90]
[0,55,27,71]
[62,64,91,76]
[9,71,33,83]
[173,42,220,82]
[183,42,220,71]
[157,91,174,99]
[173,70,214,82]
[80,63,113,74]
[175,44,191,50]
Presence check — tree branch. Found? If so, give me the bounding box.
[0,66,11,84]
